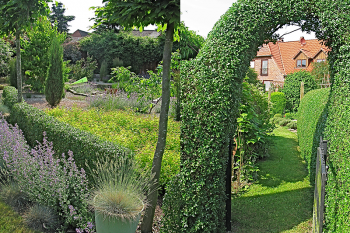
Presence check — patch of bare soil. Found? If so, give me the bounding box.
[23,92,89,110]
[136,198,163,233]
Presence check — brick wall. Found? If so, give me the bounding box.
[253,57,284,83]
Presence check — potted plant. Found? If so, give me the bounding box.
[89,157,154,233]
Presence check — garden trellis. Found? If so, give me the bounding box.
[162,0,350,232]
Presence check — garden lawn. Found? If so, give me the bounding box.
[45,107,180,187]
[0,200,38,233]
[232,126,313,233]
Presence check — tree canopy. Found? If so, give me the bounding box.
[49,2,75,33]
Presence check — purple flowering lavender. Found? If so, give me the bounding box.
[0,114,94,232]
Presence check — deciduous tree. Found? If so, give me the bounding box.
[0,0,51,102]
[92,1,179,232]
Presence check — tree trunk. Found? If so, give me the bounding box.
[15,28,22,103]
[140,22,174,233]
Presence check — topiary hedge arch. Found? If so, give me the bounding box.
[162,0,350,232]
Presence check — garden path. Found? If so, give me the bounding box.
[232,126,313,233]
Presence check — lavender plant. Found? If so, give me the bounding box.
[0,115,95,232]
[89,91,150,112]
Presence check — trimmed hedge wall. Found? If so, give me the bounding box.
[270,92,286,115]
[2,86,20,109]
[297,88,329,185]
[2,87,130,183]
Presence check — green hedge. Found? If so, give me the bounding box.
[297,88,329,184]
[2,86,20,109]
[270,92,286,115]
[3,87,130,183]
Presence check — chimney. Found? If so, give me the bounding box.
[299,36,306,46]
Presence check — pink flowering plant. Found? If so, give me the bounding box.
[0,115,95,232]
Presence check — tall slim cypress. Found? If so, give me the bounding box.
[45,35,64,107]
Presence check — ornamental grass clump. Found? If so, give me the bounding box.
[89,157,154,221]
[24,204,60,233]
[0,115,94,232]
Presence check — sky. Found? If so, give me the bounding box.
[48,0,156,33]
[180,0,317,42]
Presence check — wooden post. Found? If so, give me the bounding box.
[268,87,272,101]
[300,81,304,101]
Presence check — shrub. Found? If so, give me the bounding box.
[282,70,318,112]
[297,88,329,184]
[274,114,282,118]
[270,92,286,115]
[233,82,274,183]
[63,42,82,63]
[108,66,135,84]
[286,121,297,129]
[0,117,94,231]
[278,118,291,126]
[0,38,13,77]
[2,86,20,110]
[0,182,30,212]
[7,99,130,183]
[45,35,65,107]
[69,56,98,81]
[284,112,294,119]
[24,204,60,233]
[21,17,66,93]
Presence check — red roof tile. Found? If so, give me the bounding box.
[257,38,330,75]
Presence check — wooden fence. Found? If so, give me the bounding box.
[312,136,328,233]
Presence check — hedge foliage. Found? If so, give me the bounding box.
[314,1,350,231]
[79,31,164,73]
[2,86,20,109]
[297,88,329,185]
[2,87,130,183]
[270,92,286,115]
[282,70,318,112]
[162,0,317,231]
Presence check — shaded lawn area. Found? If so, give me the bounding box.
[232,126,313,233]
[0,200,38,233]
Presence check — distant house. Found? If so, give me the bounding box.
[69,29,90,42]
[251,36,330,91]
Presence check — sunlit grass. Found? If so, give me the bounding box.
[232,126,313,233]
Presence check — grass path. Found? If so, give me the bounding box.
[232,126,313,233]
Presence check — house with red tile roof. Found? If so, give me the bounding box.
[251,37,330,91]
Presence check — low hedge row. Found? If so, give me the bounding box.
[2,86,19,109]
[297,88,330,185]
[2,87,130,183]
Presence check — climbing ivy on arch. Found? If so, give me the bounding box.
[162,0,350,232]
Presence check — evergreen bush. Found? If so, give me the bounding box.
[298,86,330,185]
[2,86,20,109]
[270,92,286,115]
[282,70,318,112]
[45,36,64,107]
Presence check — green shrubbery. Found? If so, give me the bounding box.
[270,92,286,115]
[2,86,20,109]
[2,88,129,183]
[69,56,98,81]
[297,88,329,184]
[282,70,318,112]
[0,38,13,77]
[233,81,274,183]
